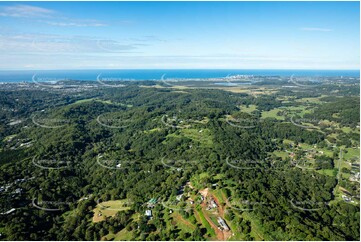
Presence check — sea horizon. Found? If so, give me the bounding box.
[0,69,359,83]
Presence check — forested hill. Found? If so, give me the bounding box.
[0,81,359,241]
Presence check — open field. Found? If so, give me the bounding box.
[73,98,133,107]
[103,228,134,241]
[171,212,196,232]
[295,96,325,104]
[239,104,257,113]
[92,199,131,223]
[343,147,360,160]
[195,207,216,238]
[165,128,213,148]
[261,108,285,120]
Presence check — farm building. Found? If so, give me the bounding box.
[217,217,230,231]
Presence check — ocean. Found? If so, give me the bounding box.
[0,69,359,83]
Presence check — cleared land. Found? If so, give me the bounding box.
[92,199,131,223]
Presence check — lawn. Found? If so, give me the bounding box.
[92,199,131,223]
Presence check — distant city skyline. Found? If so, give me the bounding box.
[0,1,359,70]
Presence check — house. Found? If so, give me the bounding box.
[145,210,152,217]
[217,217,230,231]
[210,199,217,208]
[342,195,351,202]
[147,198,157,208]
[14,188,22,194]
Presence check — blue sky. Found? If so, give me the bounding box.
[0,1,359,70]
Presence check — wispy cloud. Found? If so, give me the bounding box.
[42,20,107,27]
[0,4,107,27]
[301,27,334,32]
[0,4,54,18]
[0,33,148,54]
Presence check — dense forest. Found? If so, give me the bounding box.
[0,79,359,241]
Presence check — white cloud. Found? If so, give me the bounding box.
[0,33,142,54]
[301,27,334,32]
[0,4,107,27]
[43,20,107,27]
[0,4,54,18]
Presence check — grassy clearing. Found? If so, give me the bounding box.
[143,128,162,134]
[212,189,226,204]
[340,127,354,133]
[286,106,314,116]
[113,228,134,240]
[298,143,314,150]
[295,97,323,104]
[261,108,285,120]
[165,128,213,148]
[208,213,218,226]
[315,169,336,177]
[171,212,195,232]
[181,128,213,147]
[195,207,216,238]
[343,147,360,160]
[92,199,131,223]
[272,150,289,160]
[318,148,334,158]
[73,98,133,107]
[239,105,257,113]
[283,139,294,145]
